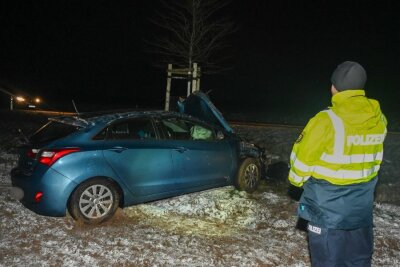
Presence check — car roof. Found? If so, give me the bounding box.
[49,109,211,128]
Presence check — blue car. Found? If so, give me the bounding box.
[11,92,264,224]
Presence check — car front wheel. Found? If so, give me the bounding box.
[236,158,261,193]
[69,178,120,224]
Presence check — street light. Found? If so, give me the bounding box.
[10,96,26,110]
[15,96,25,102]
[8,95,42,110]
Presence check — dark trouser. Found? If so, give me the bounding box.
[307,223,373,267]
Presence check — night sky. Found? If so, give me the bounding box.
[0,1,399,121]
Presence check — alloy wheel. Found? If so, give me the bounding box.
[244,163,259,188]
[79,184,114,219]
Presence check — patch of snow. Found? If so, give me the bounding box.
[1,147,399,266]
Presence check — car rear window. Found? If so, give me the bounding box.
[30,121,80,144]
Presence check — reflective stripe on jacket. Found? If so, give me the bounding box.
[289,90,387,186]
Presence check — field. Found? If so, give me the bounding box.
[0,110,399,266]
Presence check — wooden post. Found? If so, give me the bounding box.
[192,63,198,92]
[197,67,201,91]
[165,64,172,111]
[186,63,192,96]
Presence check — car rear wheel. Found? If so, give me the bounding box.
[69,178,120,224]
[236,158,261,193]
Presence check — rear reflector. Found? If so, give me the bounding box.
[39,148,80,166]
[34,192,43,203]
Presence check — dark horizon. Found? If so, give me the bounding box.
[0,1,399,120]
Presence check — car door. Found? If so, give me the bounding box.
[102,117,178,197]
[159,117,233,189]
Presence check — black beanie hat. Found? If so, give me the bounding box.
[331,61,367,91]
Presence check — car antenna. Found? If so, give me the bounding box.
[72,100,80,116]
[71,100,90,125]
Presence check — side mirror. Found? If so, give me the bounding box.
[216,131,225,140]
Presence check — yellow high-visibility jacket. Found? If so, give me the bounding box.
[289,90,387,187]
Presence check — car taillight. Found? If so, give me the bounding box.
[39,148,80,166]
[27,148,39,159]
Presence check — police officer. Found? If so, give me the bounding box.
[288,61,387,266]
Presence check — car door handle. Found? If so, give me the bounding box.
[173,147,188,153]
[107,146,128,153]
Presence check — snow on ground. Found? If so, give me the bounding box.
[0,111,399,266]
[1,152,400,266]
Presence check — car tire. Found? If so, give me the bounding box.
[235,158,261,193]
[69,178,120,224]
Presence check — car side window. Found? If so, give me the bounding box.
[107,118,156,140]
[161,118,215,141]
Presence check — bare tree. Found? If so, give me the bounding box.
[146,0,236,74]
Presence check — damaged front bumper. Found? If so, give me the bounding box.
[239,141,271,175]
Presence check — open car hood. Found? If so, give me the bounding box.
[184,91,233,133]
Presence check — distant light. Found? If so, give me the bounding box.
[16,96,25,102]
[34,98,41,103]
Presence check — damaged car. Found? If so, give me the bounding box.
[11,91,266,224]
